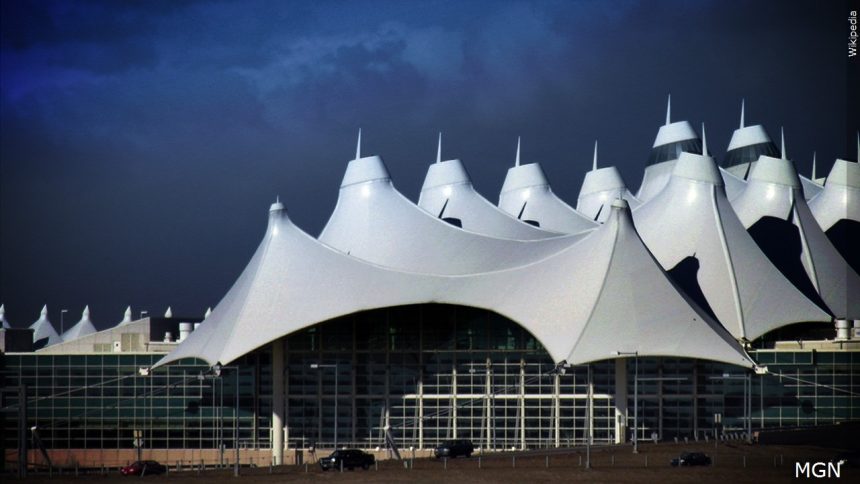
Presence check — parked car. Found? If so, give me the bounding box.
[318,449,375,471]
[670,452,712,467]
[120,460,167,476]
[434,440,474,458]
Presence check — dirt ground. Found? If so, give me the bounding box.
[11,442,856,483]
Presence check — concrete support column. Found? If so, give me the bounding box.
[418,375,424,449]
[485,365,492,449]
[519,361,526,450]
[451,367,458,439]
[835,319,851,340]
[614,358,628,444]
[271,340,284,465]
[553,373,560,448]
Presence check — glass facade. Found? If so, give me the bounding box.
[721,141,780,177]
[2,304,858,453]
[645,139,702,167]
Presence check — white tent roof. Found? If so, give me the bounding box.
[62,305,98,341]
[636,97,701,202]
[808,158,860,232]
[498,162,597,233]
[418,152,558,239]
[319,155,585,275]
[576,141,641,223]
[720,166,748,201]
[118,306,134,326]
[633,144,831,341]
[0,304,10,329]
[721,102,781,182]
[732,153,860,320]
[30,305,61,347]
[155,199,752,369]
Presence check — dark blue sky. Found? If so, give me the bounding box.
[0,0,854,328]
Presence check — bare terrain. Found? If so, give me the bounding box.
[10,442,855,483]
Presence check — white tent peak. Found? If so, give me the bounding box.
[41,304,48,316]
[592,140,598,171]
[780,127,787,161]
[701,123,708,156]
[515,136,521,167]
[812,152,817,180]
[355,128,362,160]
[739,99,745,129]
[436,132,442,164]
[0,304,8,330]
[205,307,212,319]
[665,93,671,126]
[120,306,133,325]
[165,306,173,318]
[0,304,4,317]
[62,304,97,341]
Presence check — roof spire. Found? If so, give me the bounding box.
[276,195,280,204]
[701,122,708,156]
[124,305,132,320]
[205,307,212,319]
[82,305,90,318]
[0,304,5,317]
[41,304,47,317]
[665,93,671,126]
[811,152,817,179]
[515,136,521,166]
[436,132,442,164]
[164,306,173,318]
[780,127,786,160]
[592,140,598,171]
[739,99,745,129]
[355,128,362,160]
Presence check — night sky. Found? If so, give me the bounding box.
[1,0,855,329]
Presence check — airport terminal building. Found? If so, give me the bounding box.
[2,106,859,468]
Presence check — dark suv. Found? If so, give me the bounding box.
[319,449,375,471]
[434,440,474,458]
[670,452,712,466]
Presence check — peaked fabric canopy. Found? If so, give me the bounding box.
[634,151,831,341]
[498,162,597,233]
[808,158,860,274]
[30,305,61,348]
[155,198,752,370]
[576,166,641,223]
[637,120,701,202]
[800,175,824,200]
[319,156,584,275]
[732,155,860,320]
[808,159,860,232]
[62,306,98,341]
[0,304,10,329]
[720,167,748,201]
[418,158,558,239]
